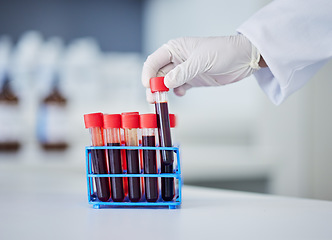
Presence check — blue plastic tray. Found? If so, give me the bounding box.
[85,145,182,209]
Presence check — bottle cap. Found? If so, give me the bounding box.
[150,77,169,93]
[103,114,121,129]
[169,114,176,128]
[84,112,103,128]
[121,112,140,129]
[140,114,157,129]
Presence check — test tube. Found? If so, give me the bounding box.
[140,114,159,202]
[84,112,111,202]
[121,112,141,202]
[103,114,124,202]
[150,77,174,201]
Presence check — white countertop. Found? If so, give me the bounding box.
[0,162,332,240]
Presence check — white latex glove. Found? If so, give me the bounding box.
[142,34,261,103]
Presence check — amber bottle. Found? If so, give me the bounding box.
[0,76,21,152]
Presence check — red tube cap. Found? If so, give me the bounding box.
[140,114,157,129]
[104,114,121,129]
[150,77,169,93]
[121,112,140,128]
[84,112,103,128]
[169,114,176,128]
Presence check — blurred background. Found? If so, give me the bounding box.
[1,0,332,201]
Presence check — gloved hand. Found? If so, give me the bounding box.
[142,34,261,103]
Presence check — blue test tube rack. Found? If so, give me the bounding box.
[85,145,182,209]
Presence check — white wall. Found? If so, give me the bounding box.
[311,61,332,200]
[143,0,270,54]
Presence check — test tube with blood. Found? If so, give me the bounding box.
[84,112,111,202]
[121,112,141,202]
[103,114,124,202]
[140,114,159,202]
[150,77,174,201]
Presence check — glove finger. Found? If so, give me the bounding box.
[141,44,172,88]
[164,56,202,89]
[173,83,192,97]
[156,63,175,77]
[146,88,155,104]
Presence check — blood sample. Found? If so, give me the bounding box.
[140,114,159,202]
[121,112,141,202]
[104,114,124,202]
[150,77,174,201]
[84,112,111,202]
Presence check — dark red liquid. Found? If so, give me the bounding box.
[107,143,124,202]
[91,149,111,202]
[120,140,128,196]
[155,102,173,164]
[142,135,158,202]
[155,101,174,201]
[126,149,141,202]
[161,164,174,201]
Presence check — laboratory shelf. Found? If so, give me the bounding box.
[85,145,182,209]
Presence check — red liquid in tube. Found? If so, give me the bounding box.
[84,113,111,202]
[140,114,159,202]
[150,77,174,201]
[104,114,124,202]
[121,112,141,202]
[126,149,141,202]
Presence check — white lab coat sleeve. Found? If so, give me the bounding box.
[237,0,332,105]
